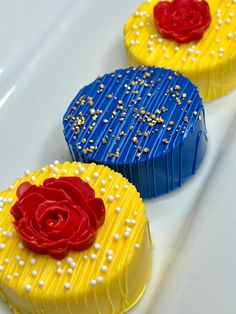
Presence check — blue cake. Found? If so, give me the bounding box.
[63,66,207,198]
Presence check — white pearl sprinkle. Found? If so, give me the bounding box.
[0,266,3,271]
[106,250,113,256]
[149,47,154,52]
[2,231,7,236]
[94,243,101,251]
[100,188,106,194]
[49,164,55,169]
[56,261,61,266]
[24,284,32,292]
[229,12,234,17]
[101,180,106,186]
[133,211,138,216]
[219,53,223,58]
[30,176,36,182]
[114,184,119,190]
[107,256,113,262]
[25,170,30,175]
[132,24,137,30]
[67,257,73,265]
[108,175,113,180]
[115,194,120,199]
[210,50,215,56]
[85,177,91,183]
[90,254,97,260]
[38,280,44,287]
[71,262,77,269]
[225,18,231,24]
[9,185,14,190]
[32,270,38,277]
[227,32,233,39]
[54,168,59,174]
[0,202,3,207]
[174,46,180,51]
[18,242,25,250]
[74,170,79,175]
[148,40,153,46]
[135,244,141,249]
[62,169,67,174]
[97,276,103,284]
[41,167,46,172]
[101,265,108,272]
[90,279,96,286]
[64,283,71,290]
[15,255,21,261]
[217,19,223,25]
[0,243,6,249]
[79,166,85,173]
[182,58,186,62]
[215,26,220,31]
[125,219,131,224]
[18,260,25,267]
[93,172,99,178]
[131,220,137,225]
[136,31,140,36]
[7,232,14,238]
[14,272,19,278]
[188,48,193,54]
[83,255,88,260]
[67,268,73,275]
[123,185,128,189]
[113,234,119,240]
[191,57,196,62]
[57,268,63,275]
[216,38,220,43]
[158,38,163,43]
[139,21,144,27]
[4,258,9,264]
[6,275,11,281]
[115,207,121,213]
[135,40,140,45]
[124,231,130,238]
[219,47,224,53]
[30,258,37,265]
[107,196,114,202]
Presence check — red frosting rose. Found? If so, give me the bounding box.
[10,176,105,259]
[153,0,211,44]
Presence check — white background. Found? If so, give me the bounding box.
[0,1,236,313]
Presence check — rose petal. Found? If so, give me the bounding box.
[88,198,105,227]
[10,202,23,221]
[59,176,95,199]
[43,180,87,207]
[19,193,46,217]
[16,182,32,198]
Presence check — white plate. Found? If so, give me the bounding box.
[0,1,236,313]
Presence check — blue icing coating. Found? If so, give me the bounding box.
[63,66,207,198]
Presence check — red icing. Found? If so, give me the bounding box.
[153,0,211,44]
[11,176,105,259]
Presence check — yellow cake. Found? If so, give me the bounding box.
[0,161,152,314]
[124,0,236,102]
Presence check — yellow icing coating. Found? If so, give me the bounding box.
[0,162,152,314]
[124,0,236,102]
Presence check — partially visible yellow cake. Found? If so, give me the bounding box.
[124,0,236,102]
[0,161,152,314]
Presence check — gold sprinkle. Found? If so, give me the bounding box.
[199,115,202,121]
[103,119,108,123]
[187,100,192,105]
[140,108,146,115]
[90,109,96,115]
[162,138,169,144]
[184,116,189,122]
[81,138,87,144]
[182,93,187,99]
[174,85,181,90]
[136,153,141,158]
[83,149,88,155]
[100,84,105,89]
[169,121,174,126]
[143,147,150,153]
[107,94,113,99]
[132,137,139,144]
[193,111,198,116]
[118,100,123,105]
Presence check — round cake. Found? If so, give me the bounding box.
[63,66,207,198]
[124,0,236,102]
[0,161,152,314]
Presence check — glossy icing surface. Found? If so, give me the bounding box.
[124,0,236,102]
[63,66,207,198]
[0,162,152,314]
